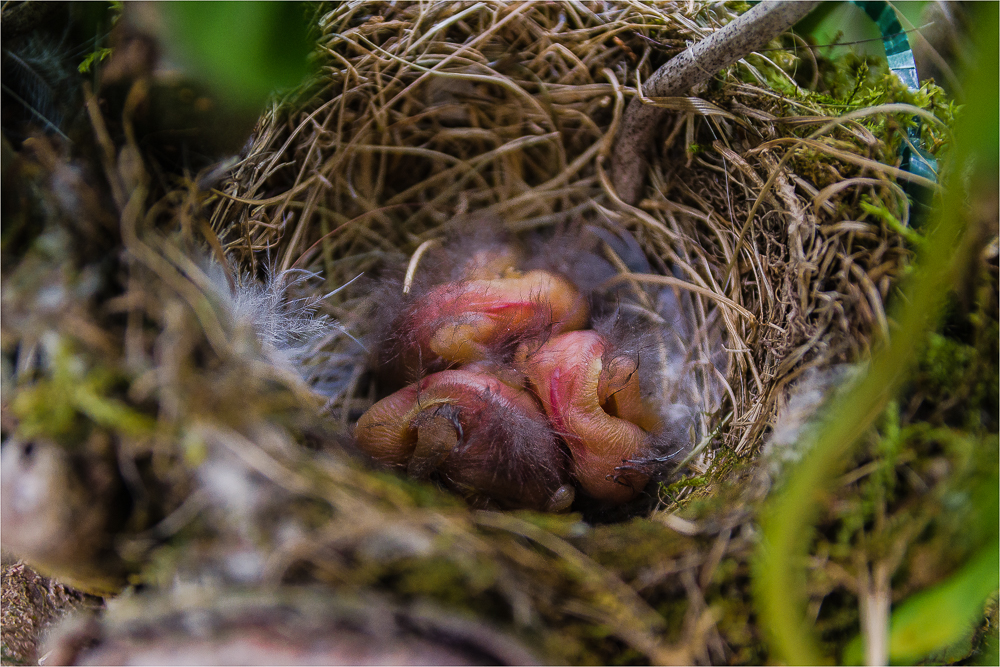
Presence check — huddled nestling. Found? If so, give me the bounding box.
[355,225,686,511]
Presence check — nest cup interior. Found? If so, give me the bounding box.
[209,2,916,509]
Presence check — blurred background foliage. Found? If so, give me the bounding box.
[150,2,313,111]
[797,2,925,60]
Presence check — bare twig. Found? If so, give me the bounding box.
[611,0,820,204]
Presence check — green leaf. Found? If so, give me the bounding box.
[843,541,1000,665]
[159,2,312,110]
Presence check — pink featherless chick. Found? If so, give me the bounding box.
[355,369,574,512]
[384,266,590,380]
[517,320,675,505]
[372,224,593,383]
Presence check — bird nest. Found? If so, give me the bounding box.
[210,1,924,477]
[2,2,967,665]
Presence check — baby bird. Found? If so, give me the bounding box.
[408,271,588,364]
[400,269,589,371]
[373,225,595,384]
[357,220,685,510]
[354,369,574,512]
[518,329,664,504]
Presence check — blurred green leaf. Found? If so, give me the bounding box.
[795,2,887,59]
[159,2,312,110]
[843,540,999,664]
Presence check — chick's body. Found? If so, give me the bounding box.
[398,269,588,373]
[357,226,684,511]
[355,369,570,511]
[521,331,652,504]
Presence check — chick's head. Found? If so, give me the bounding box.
[520,330,663,504]
[354,369,571,511]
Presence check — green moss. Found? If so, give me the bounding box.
[364,470,467,509]
[11,338,156,446]
[513,510,590,538]
[78,48,113,74]
[920,333,976,393]
[661,473,710,498]
[906,281,999,432]
[393,554,498,605]
[579,519,693,577]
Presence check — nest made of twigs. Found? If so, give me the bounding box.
[208,1,926,488]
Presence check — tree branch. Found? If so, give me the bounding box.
[610,1,820,205]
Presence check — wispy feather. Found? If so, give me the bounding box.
[206,260,364,398]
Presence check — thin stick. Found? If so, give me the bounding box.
[403,239,441,294]
[610,1,820,204]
